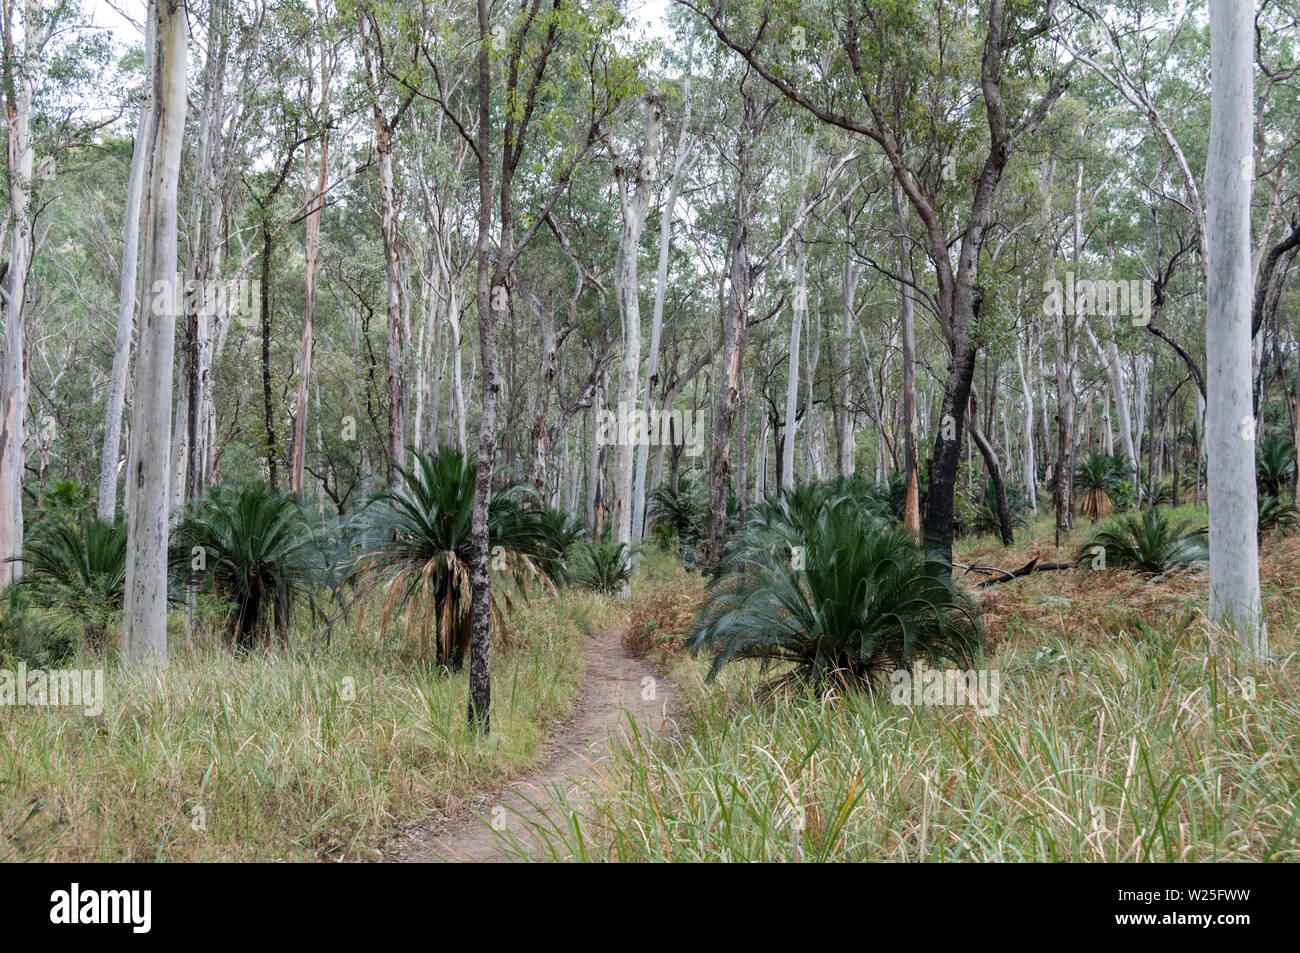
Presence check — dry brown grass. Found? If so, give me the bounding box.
[958,509,1300,656]
[624,566,706,667]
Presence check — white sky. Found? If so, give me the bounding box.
[85,0,674,49]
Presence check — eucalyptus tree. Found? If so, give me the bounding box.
[681,0,1072,566]
[98,17,154,521]
[121,0,188,664]
[1206,0,1264,654]
[291,0,344,497]
[608,92,662,553]
[1,0,118,582]
[409,0,642,730]
[633,45,696,539]
[356,0,421,478]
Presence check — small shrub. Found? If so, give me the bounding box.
[624,570,705,666]
[571,541,632,594]
[172,482,323,650]
[0,590,75,668]
[689,491,980,686]
[1077,508,1208,575]
[1258,493,1299,538]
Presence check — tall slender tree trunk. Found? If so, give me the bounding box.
[781,249,806,493]
[259,221,279,489]
[1207,0,1264,653]
[612,94,662,552]
[98,92,154,521]
[894,184,921,534]
[633,70,690,538]
[376,125,406,476]
[703,87,756,569]
[122,0,186,665]
[1015,336,1037,512]
[467,0,496,730]
[0,0,37,586]
[292,127,329,494]
[705,209,749,568]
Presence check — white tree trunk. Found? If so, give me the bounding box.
[122,0,186,664]
[0,2,36,586]
[98,92,154,521]
[292,126,329,494]
[1015,338,1037,512]
[1206,0,1264,653]
[632,75,690,538]
[612,94,661,549]
[1086,322,1139,480]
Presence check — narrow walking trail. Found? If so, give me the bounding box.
[391,623,673,862]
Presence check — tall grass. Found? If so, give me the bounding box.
[502,620,1299,861]
[498,535,1300,862]
[0,590,620,861]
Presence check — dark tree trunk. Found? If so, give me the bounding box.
[260,222,278,490]
[970,419,1014,546]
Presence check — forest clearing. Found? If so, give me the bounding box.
[0,0,1297,899]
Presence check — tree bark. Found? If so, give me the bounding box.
[122,0,186,665]
[781,248,806,493]
[633,70,691,537]
[98,91,154,521]
[292,124,330,495]
[1206,0,1264,653]
[0,0,38,586]
[611,94,662,552]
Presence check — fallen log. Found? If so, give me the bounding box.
[972,556,1077,586]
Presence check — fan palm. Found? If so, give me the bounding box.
[969,478,1032,537]
[1256,433,1295,497]
[1075,452,1127,521]
[1258,493,1300,537]
[1077,508,1208,575]
[16,516,127,645]
[648,478,704,543]
[689,491,979,685]
[533,508,588,584]
[20,515,127,609]
[172,482,323,650]
[571,541,632,593]
[354,446,556,666]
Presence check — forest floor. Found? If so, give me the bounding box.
[0,591,623,861]
[390,622,673,862]
[7,512,1297,862]
[491,513,1300,861]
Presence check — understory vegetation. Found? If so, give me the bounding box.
[2,0,1298,869]
[502,511,1300,862]
[1,589,620,861]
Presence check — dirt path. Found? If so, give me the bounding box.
[390,623,673,862]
